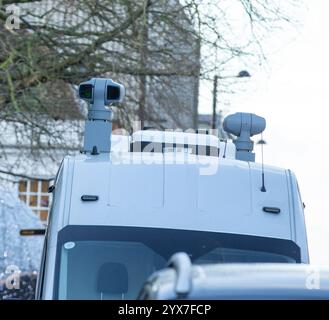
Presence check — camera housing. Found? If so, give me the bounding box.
[78,78,125,106]
[78,78,125,153]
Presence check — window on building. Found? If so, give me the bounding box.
[18,179,52,221]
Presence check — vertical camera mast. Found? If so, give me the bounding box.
[78,78,125,154]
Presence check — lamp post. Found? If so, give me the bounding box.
[212,70,251,129]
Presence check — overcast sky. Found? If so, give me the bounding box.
[199,0,329,265]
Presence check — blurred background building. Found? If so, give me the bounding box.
[1,0,201,222]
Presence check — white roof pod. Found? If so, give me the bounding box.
[131,130,236,159]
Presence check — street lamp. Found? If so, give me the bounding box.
[257,138,267,145]
[212,70,251,129]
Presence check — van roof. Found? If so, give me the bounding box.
[61,149,294,241]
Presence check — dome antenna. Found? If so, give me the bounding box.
[223,112,266,162]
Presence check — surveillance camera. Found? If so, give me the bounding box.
[78,78,125,106]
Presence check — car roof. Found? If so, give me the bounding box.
[143,263,329,300]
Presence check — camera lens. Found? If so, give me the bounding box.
[79,84,93,99]
[107,85,120,100]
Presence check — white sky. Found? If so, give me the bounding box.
[199,0,329,265]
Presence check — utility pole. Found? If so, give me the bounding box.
[212,75,218,129]
[139,1,150,129]
[211,70,251,130]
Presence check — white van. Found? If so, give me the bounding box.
[36,78,308,300]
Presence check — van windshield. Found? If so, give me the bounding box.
[54,226,301,300]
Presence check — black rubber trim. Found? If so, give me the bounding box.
[263,207,281,214]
